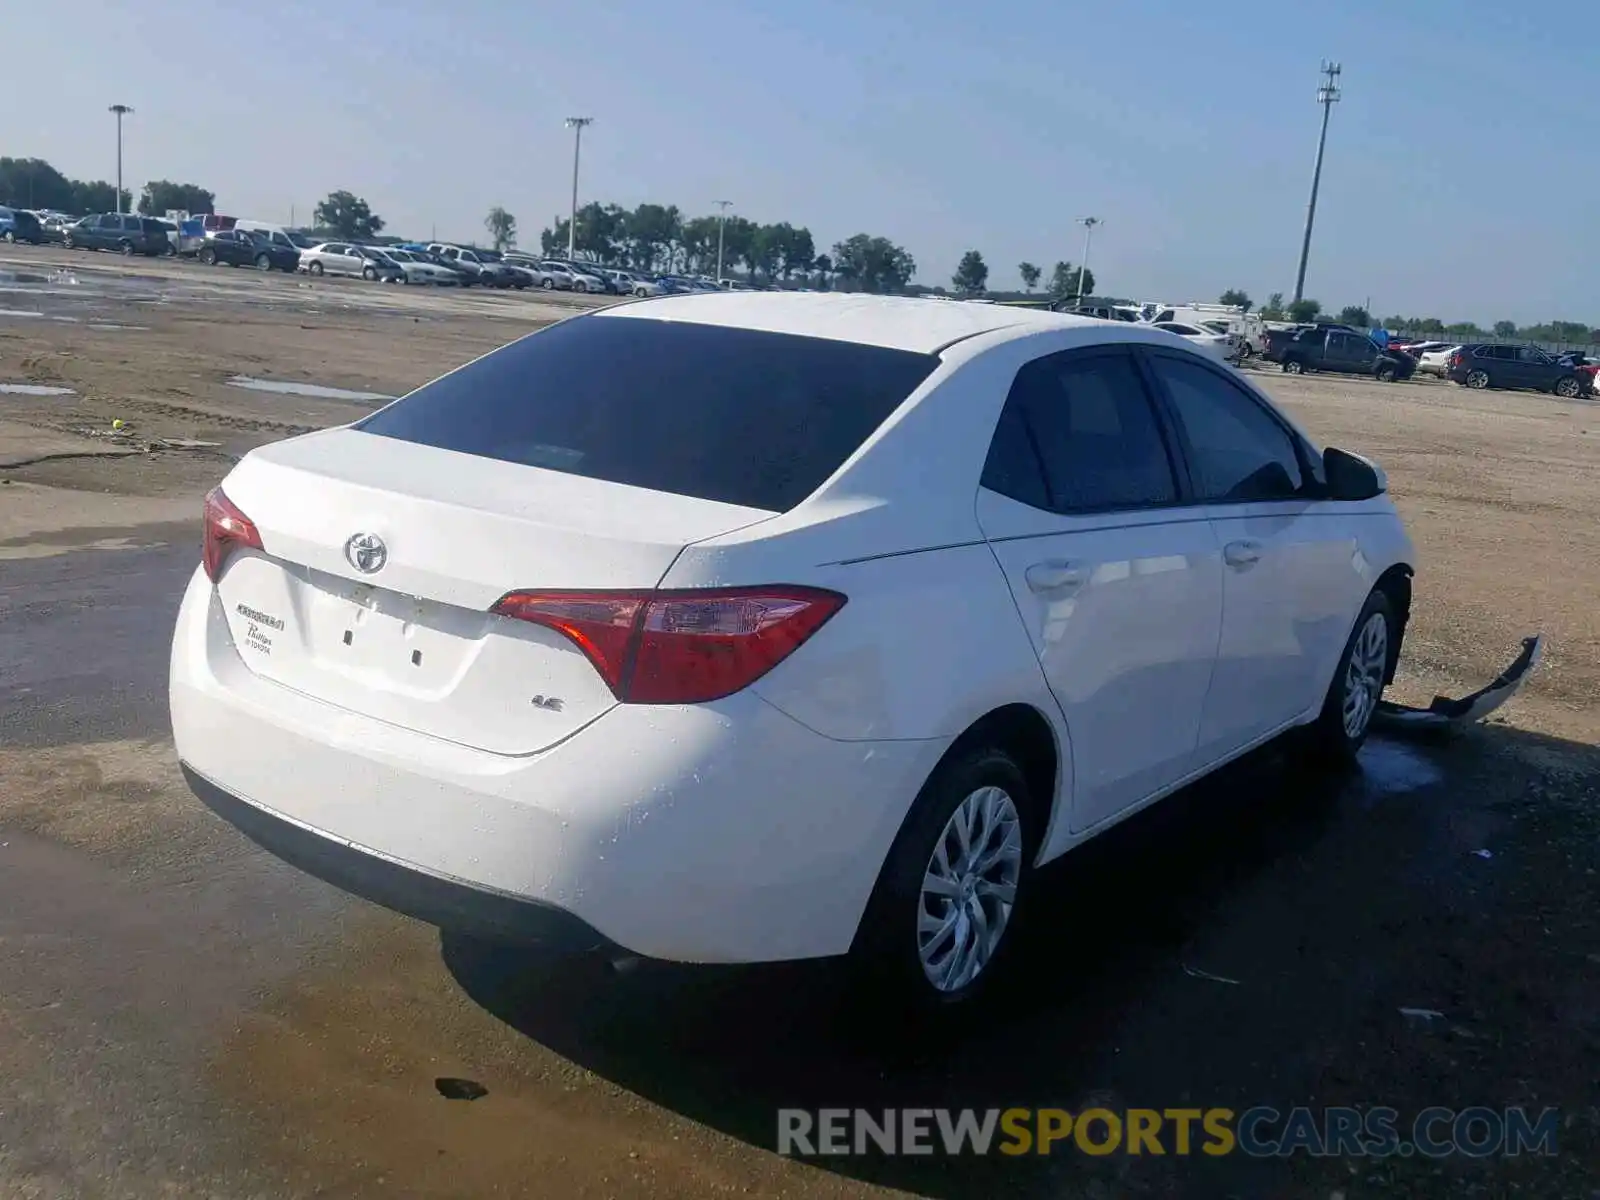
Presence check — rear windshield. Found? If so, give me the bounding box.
[357,314,940,511]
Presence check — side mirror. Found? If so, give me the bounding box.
[1323,447,1385,501]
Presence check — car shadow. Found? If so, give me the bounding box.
[441,722,1598,1198]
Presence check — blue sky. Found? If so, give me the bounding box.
[11,0,1591,323]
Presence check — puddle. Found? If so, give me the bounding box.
[0,384,77,396]
[0,308,46,318]
[1356,738,1445,799]
[0,270,50,285]
[226,376,394,402]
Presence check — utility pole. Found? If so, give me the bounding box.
[1292,61,1341,305]
[108,105,133,214]
[565,117,594,260]
[714,200,732,283]
[1074,216,1100,305]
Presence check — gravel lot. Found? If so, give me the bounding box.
[1,248,1595,1198]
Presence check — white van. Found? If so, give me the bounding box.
[234,220,316,253]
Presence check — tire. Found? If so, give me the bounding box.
[634,287,648,297]
[1465,368,1490,389]
[198,247,216,266]
[540,278,554,289]
[574,280,588,293]
[851,744,1036,1015]
[1306,589,1394,764]
[1281,358,1305,375]
[118,240,135,256]
[1375,363,1397,382]
[1,230,13,244]
[1237,343,1253,361]
[362,266,377,281]
[63,235,74,250]
[255,254,272,271]
[308,261,324,275]
[1554,375,1581,399]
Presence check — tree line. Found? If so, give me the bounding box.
[1213,289,1597,345]
[950,251,1096,301]
[535,202,919,290]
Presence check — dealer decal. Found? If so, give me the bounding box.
[235,602,284,656]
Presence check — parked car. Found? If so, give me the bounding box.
[1152,320,1237,364]
[527,261,604,292]
[0,206,44,244]
[299,243,375,278]
[623,273,669,297]
[1415,344,1459,378]
[197,230,300,272]
[1266,325,1416,381]
[429,245,519,288]
[472,249,537,289]
[172,296,1415,1013]
[37,215,73,245]
[1446,344,1592,397]
[353,246,405,282]
[383,247,461,285]
[63,213,173,256]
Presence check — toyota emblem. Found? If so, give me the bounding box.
[345,532,388,574]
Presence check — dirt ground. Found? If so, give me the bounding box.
[1,247,1596,1198]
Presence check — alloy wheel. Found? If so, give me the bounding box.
[1555,376,1580,398]
[917,785,1023,993]
[1466,370,1489,389]
[1342,612,1388,740]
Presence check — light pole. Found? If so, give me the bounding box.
[564,117,593,260]
[1292,61,1342,305]
[714,200,732,283]
[109,105,133,214]
[1074,216,1100,305]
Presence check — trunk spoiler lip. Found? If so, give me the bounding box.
[1374,634,1544,733]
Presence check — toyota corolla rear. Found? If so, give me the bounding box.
[170,311,951,963]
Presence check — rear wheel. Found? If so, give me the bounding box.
[118,240,135,256]
[574,280,588,293]
[1554,375,1581,398]
[1306,590,1393,764]
[1466,368,1490,389]
[1282,358,1305,375]
[541,277,554,289]
[198,247,217,266]
[1,230,13,244]
[1375,363,1397,382]
[852,745,1035,1015]
[255,253,272,271]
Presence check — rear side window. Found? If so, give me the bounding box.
[981,350,1178,513]
[357,315,940,512]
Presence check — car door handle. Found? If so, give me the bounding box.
[1025,561,1090,593]
[1223,540,1262,568]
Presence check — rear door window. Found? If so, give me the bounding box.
[981,349,1178,513]
[357,315,940,512]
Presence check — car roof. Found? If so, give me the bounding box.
[596,291,1097,353]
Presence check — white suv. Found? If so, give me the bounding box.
[171,294,1414,1010]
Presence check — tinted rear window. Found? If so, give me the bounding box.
[357,315,940,511]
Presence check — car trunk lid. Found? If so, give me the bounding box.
[211,428,774,754]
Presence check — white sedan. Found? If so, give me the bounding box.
[383,248,460,285]
[171,294,1415,1011]
[1153,320,1238,364]
[1416,344,1460,377]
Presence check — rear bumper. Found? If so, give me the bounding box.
[183,763,617,951]
[170,568,939,963]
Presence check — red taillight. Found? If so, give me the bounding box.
[202,486,263,582]
[491,586,846,704]
[1449,351,1462,369]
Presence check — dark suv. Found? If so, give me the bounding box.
[1447,344,1591,398]
[63,213,173,256]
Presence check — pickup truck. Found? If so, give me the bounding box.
[1264,325,1416,382]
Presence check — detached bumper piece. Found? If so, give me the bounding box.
[1374,634,1544,735]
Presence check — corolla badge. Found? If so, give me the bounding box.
[344,531,388,574]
